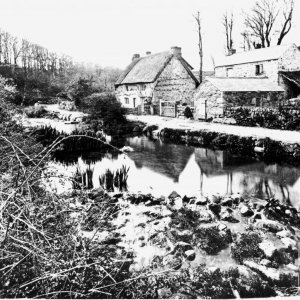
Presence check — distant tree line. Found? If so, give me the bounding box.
[0,28,122,105]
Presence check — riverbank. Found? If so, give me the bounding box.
[127,115,300,144]
[2,104,300,298]
[128,115,300,165]
[56,188,300,298]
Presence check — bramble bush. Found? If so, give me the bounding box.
[225,106,300,131]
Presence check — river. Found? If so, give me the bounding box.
[51,135,300,209]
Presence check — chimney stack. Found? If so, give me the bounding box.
[227,49,236,56]
[132,53,140,61]
[146,51,151,55]
[171,46,182,57]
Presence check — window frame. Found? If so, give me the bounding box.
[255,64,264,76]
[226,67,233,77]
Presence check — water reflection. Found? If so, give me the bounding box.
[54,136,300,208]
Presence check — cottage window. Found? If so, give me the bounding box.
[226,68,233,77]
[133,98,136,107]
[255,64,264,75]
[141,84,147,91]
[125,97,129,104]
[125,86,128,91]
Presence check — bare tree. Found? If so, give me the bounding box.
[277,0,294,45]
[223,12,234,53]
[244,0,294,48]
[194,11,203,84]
[241,30,253,51]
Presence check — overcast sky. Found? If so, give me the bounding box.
[0,0,299,70]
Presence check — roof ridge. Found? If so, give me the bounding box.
[215,44,296,68]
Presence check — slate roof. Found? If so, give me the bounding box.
[206,77,285,92]
[215,44,294,67]
[115,51,198,86]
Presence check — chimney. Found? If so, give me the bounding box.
[146,51,151,55]
[227,49,236,56]
[171,46,182,57]
[132,53,140,61]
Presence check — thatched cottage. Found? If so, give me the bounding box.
[194,44,300,119]
[115,47,199,117]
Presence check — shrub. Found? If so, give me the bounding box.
[84,92,128,134]
[225,106,300,131]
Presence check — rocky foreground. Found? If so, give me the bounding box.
[67,189,300,298]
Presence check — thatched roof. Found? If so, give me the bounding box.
[206,77,284,92]
[115,51,199,86]
[215,44,294,67]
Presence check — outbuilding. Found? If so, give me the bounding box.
[194,77,285,119]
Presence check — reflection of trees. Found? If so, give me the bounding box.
[226,172,233,195]
[279,184,291,206]
[200,170,203,195]
[240,175,291,205]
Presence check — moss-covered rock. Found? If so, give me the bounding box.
[231,232,263,264]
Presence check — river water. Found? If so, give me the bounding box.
[52,135,300,209]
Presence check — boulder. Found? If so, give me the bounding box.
[276,230,292,239]
[199,210,213,223]
[220,210,239,223]
[195,196,208,205]
[221,197,233,207]
[255,220,284,233]
[210,194,222,204]
[244,260,293,281]
[174,197,183,209]
[259,240,277,258]
[231,193,243,202]
[239,204,254,217]
[218,222,227,231]
[184,249,196,261]
[168,191,181,200]
[163,255,182,270]
[208,203,221,216]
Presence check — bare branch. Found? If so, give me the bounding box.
[194,11,203,84]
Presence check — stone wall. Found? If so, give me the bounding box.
[215,60,279,83]
[193,80,284,119]
[153,57,197,110]
[223,91,284,108]
[193,80,223,119]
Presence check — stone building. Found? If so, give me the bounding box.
[115,47,199,117]
[194,77,284,119]
[194,44,300,119]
